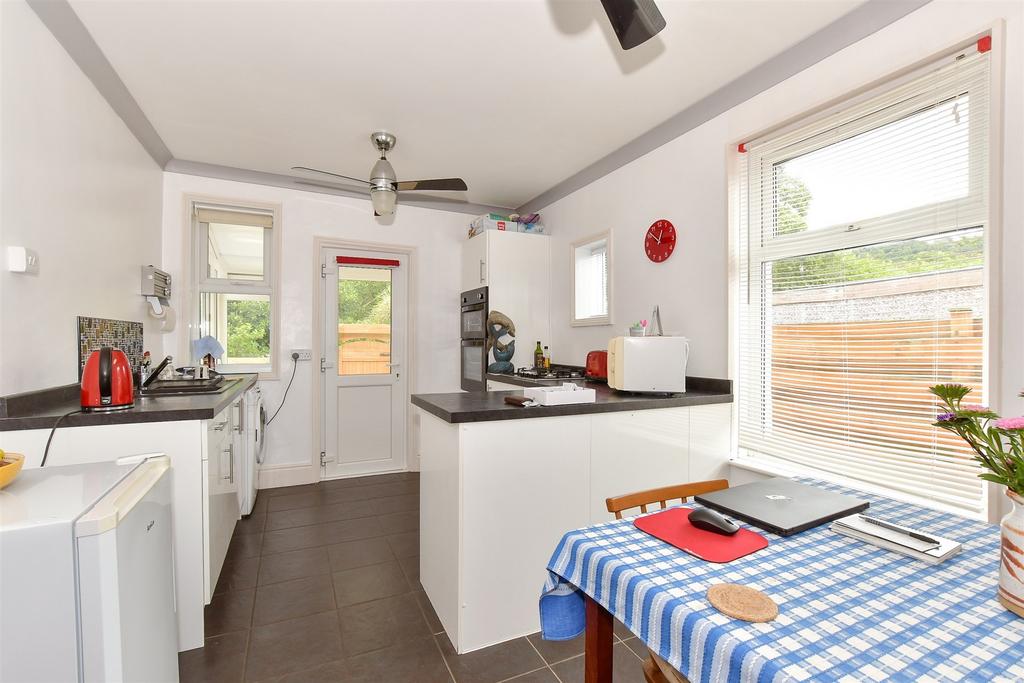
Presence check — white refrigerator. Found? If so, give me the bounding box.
[0,455,179,683]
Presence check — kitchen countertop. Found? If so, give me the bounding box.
[0,374,258,431]
[412,376,732,424]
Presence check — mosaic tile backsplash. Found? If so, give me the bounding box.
[77,316,144,378]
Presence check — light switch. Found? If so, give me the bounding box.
[6,246,39,274]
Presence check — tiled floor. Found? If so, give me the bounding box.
[179,472,649,683]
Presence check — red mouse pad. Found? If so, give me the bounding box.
[633,508,768,563]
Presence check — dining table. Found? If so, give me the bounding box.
[539,477,1024,682]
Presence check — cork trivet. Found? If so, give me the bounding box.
[707,583,778,622]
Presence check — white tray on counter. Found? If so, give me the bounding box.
[523,383,597,406]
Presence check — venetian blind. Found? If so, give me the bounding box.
[736,44,991,514]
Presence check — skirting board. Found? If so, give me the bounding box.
[258,463,318,489]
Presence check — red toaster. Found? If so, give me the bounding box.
[585,350,608,382]
[81,347,135,412]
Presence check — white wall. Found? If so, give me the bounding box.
[161,173,472,483]
[538,1,1023,519]
[0,0,163,395]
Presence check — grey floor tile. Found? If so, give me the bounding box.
[550,642,647,683]
[414,589,445,635]
[235,513,267,536]
[244,611,343,682]
[204,589,254,636]
[526,631,584,665]
[262,517,384,555]
[254,659,352,683]
[386,530,419,558]
[344,634,453,683]
[620,636,650,661]
[266,499,377,531]
[266,491,330,512]
[332,560,410,606]
[378,509,419,534]
[327,537,395,572]
[262,483,322,498]
[252,574,336,626]
[225,533,264,562]
[372,493,419,514]
[338,592,431,657]
[502,668,561,683]
[178,630,248,683]
[437,634,546,683]
[397,553,420,587]
[216,556,260,594]
[258,546,331,586]
[614,617,636,641]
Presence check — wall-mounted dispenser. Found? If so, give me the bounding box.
[141,265,176,332]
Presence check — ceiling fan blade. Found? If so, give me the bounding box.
[396,178,468,192]
[291,166,372,186]
[294,179,371,195]
[600,0,666,50]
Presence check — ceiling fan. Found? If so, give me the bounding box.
[292,132,468,216]
[600,0,666,50]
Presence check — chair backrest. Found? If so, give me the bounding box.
[605,479,729,520]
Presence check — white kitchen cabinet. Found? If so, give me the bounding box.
[418,402,733,653]
[202,403,240,603]
[462,230,551,370]
[0,391,250,652]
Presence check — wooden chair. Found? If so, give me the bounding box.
[605,479,729,519]
[607,479,728,683]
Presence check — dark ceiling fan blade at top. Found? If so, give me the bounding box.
[291,166,371,185]
[600,0,666,50]
[396,178,468,192]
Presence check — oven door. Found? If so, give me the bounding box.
[461,339,487,392]
[461,305,486,340]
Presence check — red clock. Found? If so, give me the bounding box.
[645,219,676,263]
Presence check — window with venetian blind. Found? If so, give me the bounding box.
[736,40,991,515]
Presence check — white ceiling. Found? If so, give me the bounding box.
[70,0,864,209]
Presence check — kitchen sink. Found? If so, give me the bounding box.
[138,376,242,397]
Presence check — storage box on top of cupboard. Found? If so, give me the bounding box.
[468,217,546,237]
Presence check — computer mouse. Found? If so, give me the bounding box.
[688,507,740,536]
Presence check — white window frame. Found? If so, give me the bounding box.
[732,43,992,517]
[570,230,613,327]
[188,198,282,378]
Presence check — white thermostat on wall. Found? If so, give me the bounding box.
[6,246,39,274]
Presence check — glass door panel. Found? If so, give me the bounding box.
[337,266,392,376]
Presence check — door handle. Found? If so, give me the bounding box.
[479,259,486,283]
[222,445,232,481]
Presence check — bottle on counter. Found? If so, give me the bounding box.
[534,341,544,369]
[543,346,551,369]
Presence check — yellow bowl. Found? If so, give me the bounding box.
[0,452,25,489]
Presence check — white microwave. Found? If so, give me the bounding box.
[608,336,689,393]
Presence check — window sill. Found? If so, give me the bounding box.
[729,453,985,522]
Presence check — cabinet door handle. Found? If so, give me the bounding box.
[213,420,228,431]
[479,259,486,283]
[222,445,234,482]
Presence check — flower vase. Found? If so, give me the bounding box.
[999,491,1024,618]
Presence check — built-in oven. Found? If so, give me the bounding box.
[460,286,487,340]
[461,340,487,392]
[460,287,488,391]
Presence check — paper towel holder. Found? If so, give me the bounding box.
[141,265,175,330]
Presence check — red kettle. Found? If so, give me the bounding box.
[81,347,134,412]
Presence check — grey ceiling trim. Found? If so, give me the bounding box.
[165,160,510,216]
[515,0,933,213]
[28,0,173,167]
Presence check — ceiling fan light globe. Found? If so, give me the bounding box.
[370,186,397,216]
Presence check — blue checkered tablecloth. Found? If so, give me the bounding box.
[539,478,1024,682]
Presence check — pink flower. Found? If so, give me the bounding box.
[962,404,990,412]
[993,417,1024,430]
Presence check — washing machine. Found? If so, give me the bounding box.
[240,385,266,516]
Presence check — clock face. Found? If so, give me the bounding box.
[644,220,676,263]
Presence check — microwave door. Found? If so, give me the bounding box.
[461,340,486,392]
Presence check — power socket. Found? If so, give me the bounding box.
[291,349,313,361]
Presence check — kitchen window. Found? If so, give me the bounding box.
[571,232,612,326]
[191,203,278,374]
[736,42,990,515]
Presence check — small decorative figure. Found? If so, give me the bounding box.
[486,310,516,375]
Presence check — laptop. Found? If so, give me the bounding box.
[694,478,870,536]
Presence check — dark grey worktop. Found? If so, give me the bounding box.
[412,377,732,424]
[0,374,258,431]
